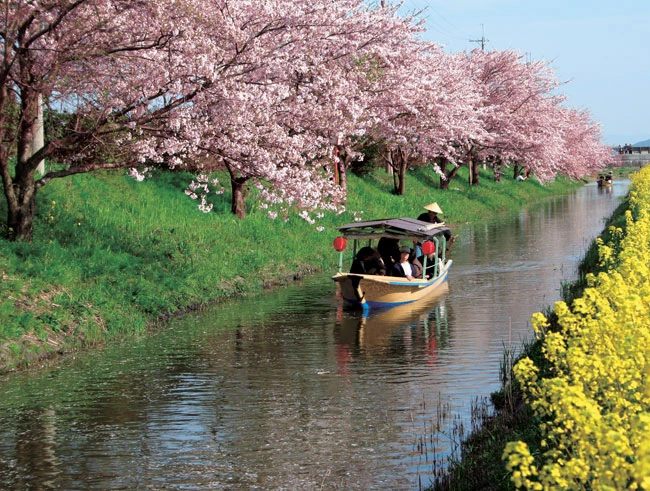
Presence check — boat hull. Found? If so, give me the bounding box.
[332,260,452,308]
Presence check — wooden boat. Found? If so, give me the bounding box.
[597,173,613,187]
[331,217,453,310]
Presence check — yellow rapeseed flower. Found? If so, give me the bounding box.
[505,166,650,489]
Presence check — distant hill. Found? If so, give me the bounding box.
[633,139,650,147]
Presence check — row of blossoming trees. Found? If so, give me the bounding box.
[504,165,650,489]
[1,0,613,241]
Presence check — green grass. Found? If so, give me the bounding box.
[0,164,582,372]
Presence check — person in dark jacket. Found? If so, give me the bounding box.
[377,237,400,272]
[416,202,454,255]
[417,202,456,254]
[417,202,444,224]
[350,247,386,275]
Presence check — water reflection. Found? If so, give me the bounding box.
[335,285,451,363]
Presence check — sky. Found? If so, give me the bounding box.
[397,0,650,145]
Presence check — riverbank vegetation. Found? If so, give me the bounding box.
[433,167,647,490]
[0,165,583,373]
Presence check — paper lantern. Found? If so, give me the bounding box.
[421,241,435,255]
[333,237,347,252]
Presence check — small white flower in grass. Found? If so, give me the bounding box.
[299,210,315,225]
[316,226,324,232]
[198,197,213,213]
[129,168,146,182]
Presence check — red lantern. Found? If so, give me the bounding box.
[333,237,347,252]
[421,241,435,255]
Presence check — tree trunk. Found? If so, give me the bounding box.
[390,148,408,195]
[437,157,449,189]
[442,165,461,190]
[224,160,249,219]
[398,153,407,195]
[231,178,247,219]
[493,162,502,182]
[4,148,38,242]
[469,154,480,186]
[392,165,399,193]
[436,157,460,190]
[335,145,352,201]
[2,81,40,241]
[337,159,347,196]
[6,185,36,242]
[33,94,45,176]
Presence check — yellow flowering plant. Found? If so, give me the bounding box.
[504,167,650,489]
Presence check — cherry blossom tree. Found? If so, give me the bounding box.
[1,0,427,237]
[362,42,482,195]
[1,0,614,243]
[1,0,234,241]
[433,49,611,187]
[546,106,614,180]
[169,1,427,219]
[439,49,562,186]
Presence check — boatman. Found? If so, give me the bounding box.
[417,202,444,224]
[416,202,456,254]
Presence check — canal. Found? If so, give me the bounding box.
[0,181,629,490]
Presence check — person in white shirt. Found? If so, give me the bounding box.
[392,246,421,280]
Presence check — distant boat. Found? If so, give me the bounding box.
[331,217,453,310]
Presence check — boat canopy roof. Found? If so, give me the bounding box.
[337,217,451,242]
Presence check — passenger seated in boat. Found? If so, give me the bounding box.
[378,237,400,271]
[392,246,422,280]
[350,247,386,276]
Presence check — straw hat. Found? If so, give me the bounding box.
[423,202,443,214]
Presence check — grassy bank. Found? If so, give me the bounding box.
[0,165,584,373]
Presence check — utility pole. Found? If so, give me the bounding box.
[33,94,45,176]
[470,24,488,51]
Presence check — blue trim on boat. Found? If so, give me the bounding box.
[342,275,449,309]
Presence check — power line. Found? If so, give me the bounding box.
[399,0,475,47]
[469,24,489,51]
